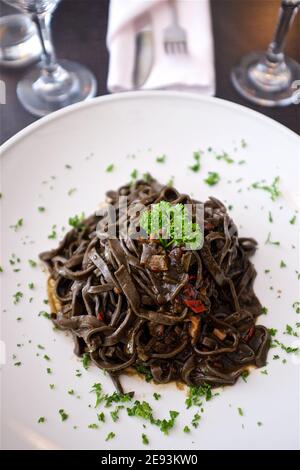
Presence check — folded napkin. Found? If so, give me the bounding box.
[107,0,215,94]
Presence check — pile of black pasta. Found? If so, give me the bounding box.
[40,177,270,393]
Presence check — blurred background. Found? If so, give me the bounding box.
[0,0,299,145]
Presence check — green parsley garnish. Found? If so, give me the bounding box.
[140,201,203,250]
[273,339,299,354]
[241,370,249,383]
[28,259,37,268]
[91,383,105,408]
[38,417,45,423]
[142,433,149,445]
[135,364,153,382]
[10,218,23,231]
[292,301,300,314]
[88,423,98,429]
[82,353,90,370]
[238,407,244,416]
[68,389,75,395]
[68,213,85,229]
[59,409,68,421]
[289,215,297,225]
[106,164,114,173]
[97,412,105,422]
[284,324,298,337]
[130,169,138,182]
[49,384,55,389]
[48,225,57,239]
[268,328,277,337]
[185,383,213,409]
[265,232,280,246]
[14,362,22,366]
[280,260,287,268]
[268,211,273,223]
[44,354,50,361]
[13,291,23,304]
[183,425,190,433]
[252,176,281,201]
[216,151,234,164]
[156,155,166,163]
[191,413,201,428]
[28,282,34,290]
[127,400,179,435]
[110,405,124,422]
[153,392,161,401]
[260,369,268,375]
[46,368,52,374]
[189,151,201,172]
[38,207,45,212]
[0,266,3,273]
[105,432,116,441]
[68,188,77,196]
[204,171,220,186]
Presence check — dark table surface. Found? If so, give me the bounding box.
[0,0,299,145]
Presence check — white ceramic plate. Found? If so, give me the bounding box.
[1,92,299,450]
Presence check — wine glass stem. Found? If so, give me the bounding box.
[267,2,299,62]
[31,12,58,75]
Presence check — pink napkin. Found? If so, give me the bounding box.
[107,0,215,94]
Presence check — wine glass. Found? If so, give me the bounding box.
[2,0,97,116]
[231,0,300,107]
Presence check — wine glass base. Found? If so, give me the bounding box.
[231,52,300,107]
[17,59,97,117]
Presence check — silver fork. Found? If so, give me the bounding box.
[163,0,188,54]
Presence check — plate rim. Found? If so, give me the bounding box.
[1,91,299,157]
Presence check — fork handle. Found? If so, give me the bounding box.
[169,0,179,26]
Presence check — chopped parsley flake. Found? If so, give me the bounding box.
[44,354,50,361]
[105,432,116,441]
[265,233,280,246]
[153,392,161,401]
[284,324,298,337]
[28,259,37,268]
[59,409,68,421]
[38,207,45,212]
[38,417,45,423]
[13,291,23,304]
[68,188,77,196]
[82,353,90,370]
[97,412,105,422]
[183,425,190,433]
[156,155,166,163]
[280,260,287,268]
[292,301,300,314]
[252,176,281,201]
[28,282,34,290]
[191,413,201,428]
[273,339,299,354]
[88,423,98,429]
[135,364,153,382]
[261,306,268,315]
[68,389,75,395]
[186,383,213,409]
[106,164,114,173]
[10,218,23,231]
[130,169,138,182]
[48,226,57,239]
[268,328,277,337]
[216,151,234,164]
[110,405,124,422]
[204,171,220,186]
[290,215,297,224]
[46,368,52,374]
[261,369,268,375]
[238,407,244,416]
[189,151,201,172]
[142,433,149,445]
[241,370,249,383]
[68,213,85,229]
[14,362,22,366]
[49,384,55,389]
[268,211,273,223]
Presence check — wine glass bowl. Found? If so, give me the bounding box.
[2,0,97,116]
[231,0,300,107]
